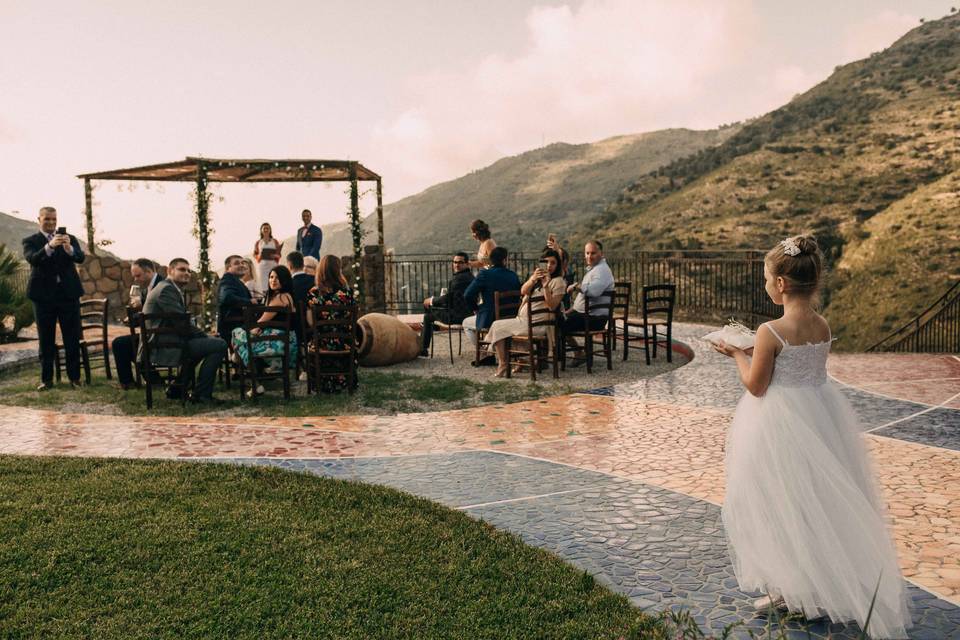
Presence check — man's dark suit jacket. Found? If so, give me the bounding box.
[295,224,323,260]
[22,232,85,302]
[217,272,252,340]
[291,272,314,309]
[463,266,522,330]
[432,269,475,324]
[139,272,162,306]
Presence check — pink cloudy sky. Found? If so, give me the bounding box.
[0,0,949,265]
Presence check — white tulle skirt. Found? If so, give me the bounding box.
[722,381,911,638]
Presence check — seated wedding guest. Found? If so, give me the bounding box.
[230,265,297,377]
[546,233,576,306]
[303,255,318,278]
[485,249,565,377]
[241,258,261,300]
[467,219,496,270]
[112,258,162,390]
[419,251,475,356]
[306,255,356,393]
[217,254,252,341]
[286,251,313,308]
[141,258,227,404]
[562,241,614,364]
[546,233,575,289]
[462,246,521,365]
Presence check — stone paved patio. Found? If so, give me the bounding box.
[1,322,958,638]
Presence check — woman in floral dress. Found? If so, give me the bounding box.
[231,265,298,371]
[306,255,356,392]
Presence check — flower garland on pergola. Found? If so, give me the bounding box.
[77,157,384,328]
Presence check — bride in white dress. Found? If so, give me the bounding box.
[713,235,910,638]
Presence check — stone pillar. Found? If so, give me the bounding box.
[362,245,386,314]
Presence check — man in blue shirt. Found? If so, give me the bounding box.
[295,209,322,260]
[462,246,521,364]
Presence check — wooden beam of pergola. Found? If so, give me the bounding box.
[77,156,385,329]
[77,156,385,252]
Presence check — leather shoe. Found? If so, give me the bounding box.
[69,380,84,389]
[115,382,133,391]
[36,382,53,392]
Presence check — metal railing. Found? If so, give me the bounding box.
[385,250,778,325]
[868,280,960,353]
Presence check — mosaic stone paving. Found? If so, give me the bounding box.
[232,452,960,639]
[1,322,959,637]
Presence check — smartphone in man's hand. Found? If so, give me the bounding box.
[56,227,66,235]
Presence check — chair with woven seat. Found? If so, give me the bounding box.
[611,281,632,357]
[560,289,615,374]
[234,305,293,400]
[504,293,561,381]
[137,311,193,409]
[624,284,676,365]
[56,298,111,384]
[430,316,463,364]
[304,302,358,394]
[475,290,521,365]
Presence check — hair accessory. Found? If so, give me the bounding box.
[780,237,801,257]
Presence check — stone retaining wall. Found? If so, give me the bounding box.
[78,255,213,322]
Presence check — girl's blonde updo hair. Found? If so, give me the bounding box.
[765,235,824,296]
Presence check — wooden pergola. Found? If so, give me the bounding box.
[77,156,384,324]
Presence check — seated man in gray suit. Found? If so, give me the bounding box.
[140,257,227,404]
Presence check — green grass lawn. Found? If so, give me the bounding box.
[0,367,572,417]
[0,456,671,639]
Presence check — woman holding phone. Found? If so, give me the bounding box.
[484,248,565,377]
[253,222,282,293]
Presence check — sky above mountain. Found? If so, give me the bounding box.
[0,0,951,265]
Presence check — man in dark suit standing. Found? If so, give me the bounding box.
[22,206,85,390]
[112,258,162,390]
[285,251,314,308]
[462,246,521,365]
[419,252,474,356]
[295,209,322,260]
[141,258,227,404]
[217,255,252,341]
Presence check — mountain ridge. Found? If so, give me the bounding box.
[319,126,740,256]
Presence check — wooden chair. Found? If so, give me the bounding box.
[56,298,111,384]
[476,290,521,364]
[217,305,249,389]
[429,302,463,364]
[126,306,143,387]
[611,281,632,357]
[235,305,293,400]
[505,293,561,381]
[624,284,676,365]
[138,311,193,409]
[304,303,358,394]
[295,300,313,381]
[560,289,615,374]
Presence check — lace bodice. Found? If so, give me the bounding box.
[766,323,831,387]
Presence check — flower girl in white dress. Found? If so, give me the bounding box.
[713,236,910,638]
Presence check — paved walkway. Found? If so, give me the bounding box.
[1,323,958,638]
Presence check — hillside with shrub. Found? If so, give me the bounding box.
[319,127,739,256]
[572,12,960,349]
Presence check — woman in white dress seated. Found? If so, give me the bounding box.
[486,249,566,378]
